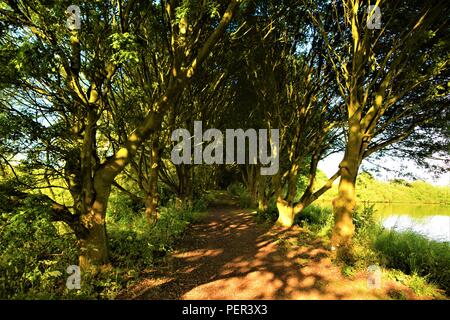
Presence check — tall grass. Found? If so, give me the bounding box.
[374,230,450,294]
[108,203,207,267]
[0,194,208,299]
[295,205,334,236]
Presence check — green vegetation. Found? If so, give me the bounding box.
[374,230,450,295]
[287,203,449,298]
[227,182,253,208]
[355,173,449,204]
[316,171,450,204]
[0,192,207,299]
[0,200,78,299]
[295,205,334,237]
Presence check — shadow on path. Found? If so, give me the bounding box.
[122,201,418,300]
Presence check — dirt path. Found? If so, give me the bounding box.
[122,203,419,300]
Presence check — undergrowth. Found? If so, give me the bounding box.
[0,194,208,299]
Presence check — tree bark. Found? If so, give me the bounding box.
[275,169,340,227]
[78,174,113,271]
[145,138,160,224]
[275,197,295,227]
[78,217,109,271]
[242,165,259,207]
[256,175,268,211]
[176,164,193,209]
[331,121,363,251]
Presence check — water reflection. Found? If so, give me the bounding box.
[317,202,450,242]
[381,215,450,242]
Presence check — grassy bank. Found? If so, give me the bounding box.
[374,230,450,292]
[294,204,449,298]
[313,171,450,204]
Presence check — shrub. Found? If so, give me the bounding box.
[254,197,278,222]
[0,200,78,299]
[226,182,254,208]
[238,193,253,208]
[108,215,155,268]
[295,205,334,236]
[108,204,201,266]
[353,203,378,236]
[1,193,208,299]
[192,196,209,212]
[227,182,246,196]
[107,192,141,223]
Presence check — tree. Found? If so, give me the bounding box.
[0,0,249,269]
[237,2,343,226]
[308,0,450,253]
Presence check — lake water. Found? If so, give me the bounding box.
[372,203,450,243]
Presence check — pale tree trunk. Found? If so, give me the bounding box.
[275,197,296,227]
[275,157,340,228]
[275,164,299,227]
[257,197,267,212]
[286,163,299,203]
[331,119,363,251]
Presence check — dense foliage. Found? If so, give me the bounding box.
[0,190,207,299]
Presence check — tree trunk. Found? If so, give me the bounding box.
[331,131,362,251]
[78,182,112,271]
[145,139,160,224]
[76,111,162,270]
[176,164,193,209]
[257,176,268,211]
[275,197,295,227]
[145,192,159,224]
[242,165,258,207]
[249,171,259,208]
[286,163,299,203]
[274,164,340,228]
[257,197,268,212]
[79,213,109,271]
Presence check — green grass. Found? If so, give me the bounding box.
[292,203,449,297]
[374,229,450,295]
[384,269,446,299]
[313,170,449,204]
[107,202,208,268]
[295,205,334,237]
[0,195,209,299]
